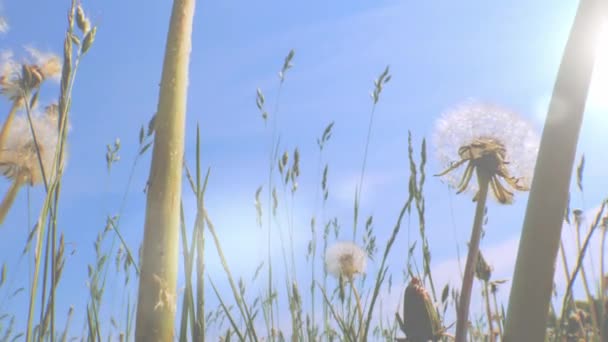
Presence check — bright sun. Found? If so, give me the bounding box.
[535,22,608,123]
[588,22,608,111]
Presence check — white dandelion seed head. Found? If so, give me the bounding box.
[433,100,540,197]
[0,110,65,185]
[325,241,367,279]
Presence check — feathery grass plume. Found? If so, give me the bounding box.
[433,101,538,342]
[505,0,607,340]
[0,48,61,170]
[0,48,61,101]
[0,106,64,224]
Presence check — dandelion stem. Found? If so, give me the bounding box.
[455,170,490,342]
[349,279,364,341]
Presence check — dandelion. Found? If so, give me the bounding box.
[325,241,367,336]
[433,101,539,342]
[434,101,539,204]
[325,241,367,280]
[0,107,64,224]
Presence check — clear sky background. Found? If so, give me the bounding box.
[0,0,607,339]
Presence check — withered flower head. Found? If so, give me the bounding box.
[397,277,442,342]
[433,101,539,204]
[0,48,61,102]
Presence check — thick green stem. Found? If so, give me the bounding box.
[504,0,606,340]
[134,0,194,340]
[455,170,490,342]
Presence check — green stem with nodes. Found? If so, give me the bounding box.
[134,0,194,339]
[504,0,606,340]
[455,170,490,342]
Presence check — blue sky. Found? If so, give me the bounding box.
[1,0,607,339]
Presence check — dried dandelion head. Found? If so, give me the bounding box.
[433,101,539,204]
[325,241,367,280]
[0,48,61,102]
[0,110,64,186]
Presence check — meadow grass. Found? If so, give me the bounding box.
[0,1,607,341]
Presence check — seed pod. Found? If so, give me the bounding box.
[76,5,91,33]
[399,277,442,342]
[475,251,492,282]
[21,64,44,90]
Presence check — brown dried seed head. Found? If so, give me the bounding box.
[475,251,492,282]
[402,277,442,342]
[21,64,44,90]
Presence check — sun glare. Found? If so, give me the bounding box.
[588,21,608,111]
[536,21,608,123]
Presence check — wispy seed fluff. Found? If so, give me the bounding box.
[325,241,367,280]
[433,101,539,203]
[0,105,63,186]
[0,48,62,101]
[0,16,7,34]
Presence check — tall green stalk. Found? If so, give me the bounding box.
[134,0,195,340]
[504,0,606,340]
[455,171,490,342]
